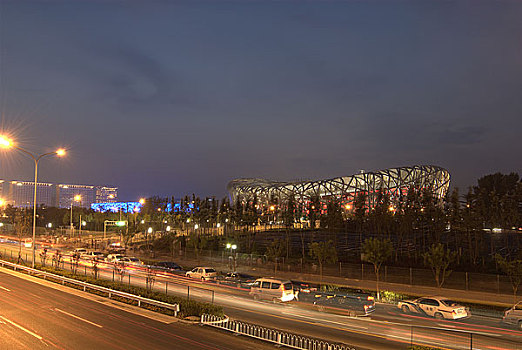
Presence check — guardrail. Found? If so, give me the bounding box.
[201,314,355,350]
[0,259,180,317]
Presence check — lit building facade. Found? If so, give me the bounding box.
[228,165,451,215]
[0,180,118,208]
[7,181,56,207]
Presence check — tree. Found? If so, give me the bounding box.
[362,238,393,300]
[265,238,286,273]
[308,240,337,280]
[423,243,456,288]
[496,254,522,303]
[187,232,208,263]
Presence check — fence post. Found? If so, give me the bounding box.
[128,274,131,285]
[470,332,472,350]
[361,263,364,280]
[212,290,215,304]
[187,285,190,300]
[409,267,413,285]
[166,281,168,295]
[496,274,500,294]
[339,262,342,277]
[465,272,469,290]
[384,265,387,282]
[113,270,115,282]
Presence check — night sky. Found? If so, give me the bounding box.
[0,1,520,201]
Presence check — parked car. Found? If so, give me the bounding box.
[398,296,470,320]
[502,302,522,330]
[185,267,218,281]
[249,278,295,302]
[120,257,143,266]
[82,251,105,261]
[312,292,375,316]
[152,261,184,274]
[219,272,256,288]
[106,254,125,263]
[72,248,88,255]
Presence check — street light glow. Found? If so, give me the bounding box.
[139,198,145,205]
[0,136,12,148]
[74,195,82,201]
[56,148,66,157]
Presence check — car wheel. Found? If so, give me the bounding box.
[316,305,325,312]
[201,277,206,281]
[518,321,522,331]
[272,298,279,304]
[348,310,357,317]
[402,305,410,314]
[434,312,444,320]
[253,294,260,301]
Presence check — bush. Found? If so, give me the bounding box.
[38,265,224,318]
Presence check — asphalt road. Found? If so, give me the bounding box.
[1,242,522,350]
[0,269,272,350]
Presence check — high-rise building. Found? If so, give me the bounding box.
[57,184,96,208]
[7,180,56,207]
[0,179,118,208]
[96,186,118,203]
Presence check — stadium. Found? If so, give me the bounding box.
[227,165,451,214]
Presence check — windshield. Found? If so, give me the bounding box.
[205,268,216,273]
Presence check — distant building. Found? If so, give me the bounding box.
[8,180,56,207]
[0,180,118,208]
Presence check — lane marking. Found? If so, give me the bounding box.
[0,285,11,291]
[54,308,103,328]
[0,315,43,340]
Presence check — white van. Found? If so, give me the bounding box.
[249,278,295,302]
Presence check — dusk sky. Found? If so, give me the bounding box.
[0,1,520,201]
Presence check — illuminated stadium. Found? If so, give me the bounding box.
[227,165,451,212]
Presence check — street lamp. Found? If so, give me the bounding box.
[226,243,238,271]
[0,135,66,268]
[71,194,81,235]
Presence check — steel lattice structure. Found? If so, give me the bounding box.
[227,165,450,211]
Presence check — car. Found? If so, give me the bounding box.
[502,302,522,330]
[249,278,295,302]
[72,248,88,255]
[219,272,256,288]
[82,251,105,261]
[156,261,183,271]
[311,292,375,316]
[398,296,470,320]
[106,254,125,263]
[185,267,218,281]
[120,257,143,266]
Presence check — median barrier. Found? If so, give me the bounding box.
[200,314,356,350]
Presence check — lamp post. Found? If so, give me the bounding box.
[70,194,81,236]
[0,135,65,268]
[226,243,237,272]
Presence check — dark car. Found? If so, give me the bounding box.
[219,272,256,288]
[313,292,375,317]
[153,261,184,274]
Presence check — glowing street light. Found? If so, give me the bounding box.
[0,135,66,268]
[139,198,145,205]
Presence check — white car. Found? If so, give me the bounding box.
[106,254,125,263]
[398,296,470,320]
[120,257,143,266]
[185,267,218,281]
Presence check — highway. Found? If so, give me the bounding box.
[1,242,521,349]
[0,268,273,350]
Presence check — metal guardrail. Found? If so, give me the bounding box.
[0,259,180,316]
[201,314,355,350]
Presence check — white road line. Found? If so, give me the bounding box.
[0,315,43,340]
[0,285,11,291]
[54,308,103,328]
